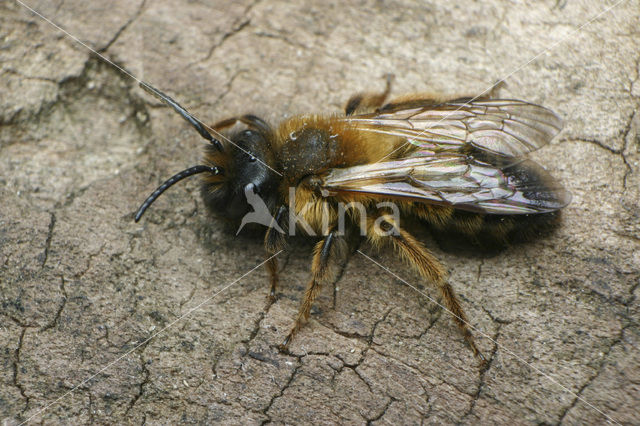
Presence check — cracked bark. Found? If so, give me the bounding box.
[124,349,150,416]
[557,323,633,424]
[187,0,262,68]
[2,0,639,424]
[12,327,31,417]
[460,322,502,422]
[97,0,147,53]
[366,397,395,425]
[260,357,302,424]
[39,212,56,268]
[39,276,67,332]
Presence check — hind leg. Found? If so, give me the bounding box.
[487,80,507,99]
[366,214,485,363]
[344,73,394,115]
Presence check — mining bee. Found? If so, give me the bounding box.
[134,76,570,363]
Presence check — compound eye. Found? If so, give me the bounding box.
[238,130,260,162]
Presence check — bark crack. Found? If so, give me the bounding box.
[98,0,147,53]
[620,109,638,193]
[260,356,302,424]
[190,69,247,111]
[254,31,309,50]
[245,286,279,347]
[125,349,151,416]
[366,397,395,424]
[201,19,250,63]
[40,212,56,268]
[12,327,31,416]
[460,321,502,422]
[188,0,263,68]
[40,275,68,332]
[559,134,634,198]
[369,347,473,399]
[337,307,394,368]
[416,304,444,341]
[3,68,58,83]
[556,324,628,424]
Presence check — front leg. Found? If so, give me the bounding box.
[280,227,348,349]
[264,205,288,301]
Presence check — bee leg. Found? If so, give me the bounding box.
[280,228,348,351]
[451,81,507,105]
[367,214,486,364]
[344,73,394,115]
[332,225,362,309]
[264,205,289,302]
[487,80,507,99]
[211,114,271,133]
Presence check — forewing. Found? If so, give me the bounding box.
[342,99,563,158]
[321,153,570,214]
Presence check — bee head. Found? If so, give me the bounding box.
[134,82,280,224]
[200,128,280,220]
[134,128,280,223]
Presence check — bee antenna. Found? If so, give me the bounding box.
[139,81,224,151]
[135,165,223,222]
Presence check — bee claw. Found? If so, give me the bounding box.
[278,336,292,353]
[476,351,488,369]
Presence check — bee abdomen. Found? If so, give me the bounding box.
[424,208,561,249]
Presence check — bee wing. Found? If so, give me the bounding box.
[321,153,571,214]
[343,99,563,158]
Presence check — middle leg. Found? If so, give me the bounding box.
[264,205,289,301]
[280,227,348,349]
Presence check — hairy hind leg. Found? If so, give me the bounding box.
[345,73,394,115]
[367,214,485,363]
